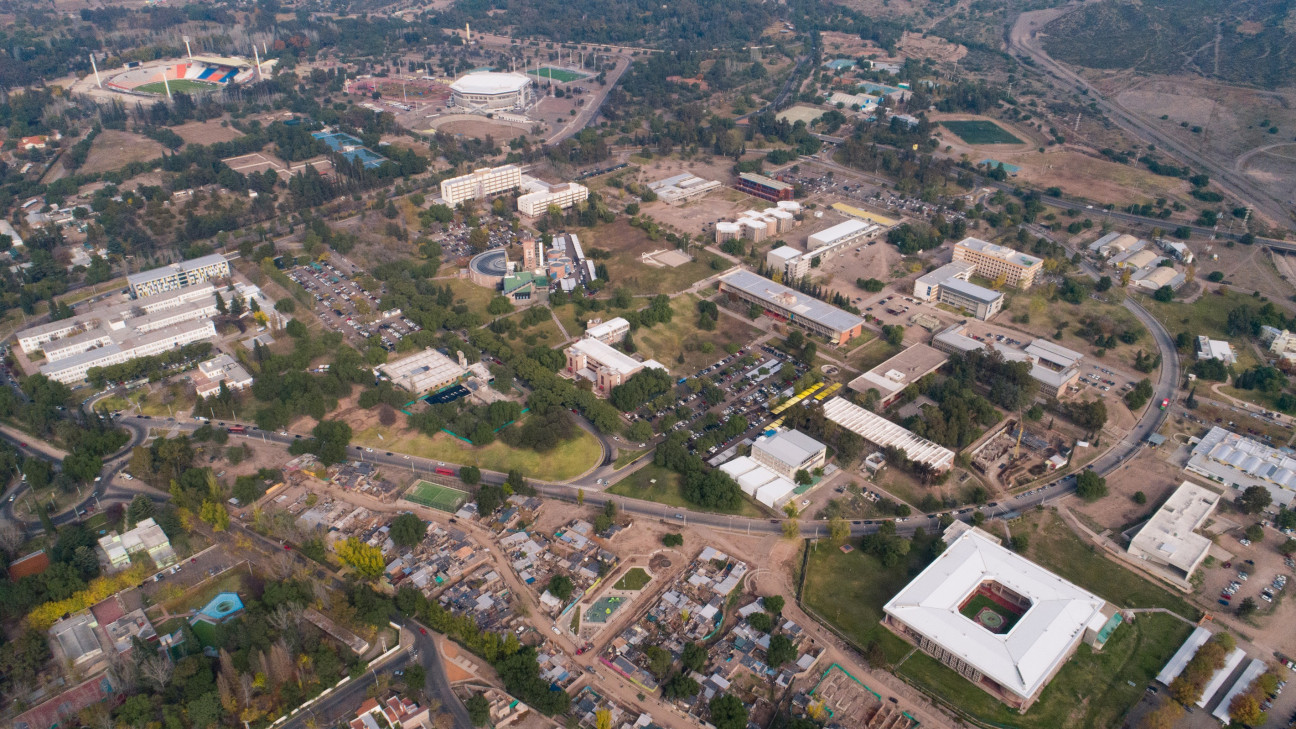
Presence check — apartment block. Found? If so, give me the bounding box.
[440,165,522,207]
[517,182,589,217]
[952,238,1042,289]
[127,254,230,298]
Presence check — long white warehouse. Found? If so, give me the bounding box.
[821,397,954,472]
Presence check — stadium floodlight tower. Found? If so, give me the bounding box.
[183,35,193,60]
[89,54,102,88]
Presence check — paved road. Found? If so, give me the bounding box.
[277,621,472,729]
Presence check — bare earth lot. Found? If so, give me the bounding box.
[173,120,244,146]
[80,130,167,175]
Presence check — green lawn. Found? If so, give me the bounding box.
[1022,510,1201,620]
[613,449,651,470]
[800,543,920,665]
[135,79,218,95]
[898,612,1189,729]
[941,120,1024,145]
[613,567,652,591]
[445,278,501,320]
[353,416,602,482]
[1138,287,1256,343]
[164,570,247,615]
[606,463,768,518]
[493,307,568,348]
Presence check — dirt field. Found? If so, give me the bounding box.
[430,118,531,141]
[777,105,825,126]
[586,218,721,295]
[815,237,908,300]
[1071,446,1185,533]
[80,130,168,175]
[642,188,763,239]
[1011,149,1192,207]
[173,120,243,146]
[821,30,966,63]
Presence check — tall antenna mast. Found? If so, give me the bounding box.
[89,54,102,88]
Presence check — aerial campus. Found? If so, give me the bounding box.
[2,3,1296,729]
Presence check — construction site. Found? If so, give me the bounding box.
[969,420,1074,491]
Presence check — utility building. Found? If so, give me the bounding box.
[750,430,827,480]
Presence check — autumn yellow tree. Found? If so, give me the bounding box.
[336,537,386,579]
[595,709,612,729]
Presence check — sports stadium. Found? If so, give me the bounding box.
[104,55,262,96]
[449,72,533,111]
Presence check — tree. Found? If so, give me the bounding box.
[828,517,850,545]
[336,537,385,579]
[681,641,707,673]
[1133,491,1147,505]
[644,645,673,679]
[794,469,812,485]
[1235,486,1272,514]
[1229,693,1265,727]
[748,612,773,633]
[709,694,748,729]
[662,533,684,547]
[1236,597,1257,617]
[1244,524,1265,542]
[1280,538,1296,556]
[546,574,574,602]
[403,664,427,693]
[627,420,653,443]
[1153,285,1175,302]
[662,673,701,700]
[126,493,155,527]
[460,466,481,485]
[487,296,513,315]
[1138,698,1183,729]
[767,634,796,667]
[390,513,427,548]
[1075,470,1108,501]
[466,693,490,726]
[595,709,613,729]
[763,595,784,615]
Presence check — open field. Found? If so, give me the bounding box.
[444,277,501,318]
[800,543,925,665]
[613,567,651,591]
[135,79,219,96]
[80,130,168,175]
[431,118,531,141]
[1137,287,1260,342]
[897,612,1190,729]
[941,120,1023,145]
[172,120,243,146]
[777,105,825,126]
[494,307,568,347]
[352,416,601,482]
[1018,510,1201,619]
[632,294,764,375]
[1006,149,1193,207]
[607,463,768,518]
[999,290,1149,372]
[587,219,722,295]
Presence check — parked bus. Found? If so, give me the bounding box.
[434,467,455,476]
[227,425,246,434]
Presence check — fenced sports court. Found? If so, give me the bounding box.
[405,480,469,512]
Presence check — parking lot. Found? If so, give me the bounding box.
[628,343,811,459]
[286,263,422,351]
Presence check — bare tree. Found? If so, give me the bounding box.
[138,653,174,692]
[0,524,27,555]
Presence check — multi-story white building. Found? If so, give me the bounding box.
[517,182,589,217]
[440,165,522,207]
[952,237,1042,289]
[583,317,630,344]
[913,261,1003,320]
[127,254,230,298]
[193,354,254,398]
[750,430,827,480]
[40,319,217,385]
[20,284,222,385]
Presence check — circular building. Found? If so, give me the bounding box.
[450,72,533,111]
[469,249,510,288]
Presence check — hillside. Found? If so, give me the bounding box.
[1042,0,1296,89]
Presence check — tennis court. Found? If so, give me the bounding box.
[528,67,587,83]
[405,481,469,512]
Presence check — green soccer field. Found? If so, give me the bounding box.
[134,79,218,95]
[405,480,469,512]
[527,67,587,83]
[941,120,1024,145]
